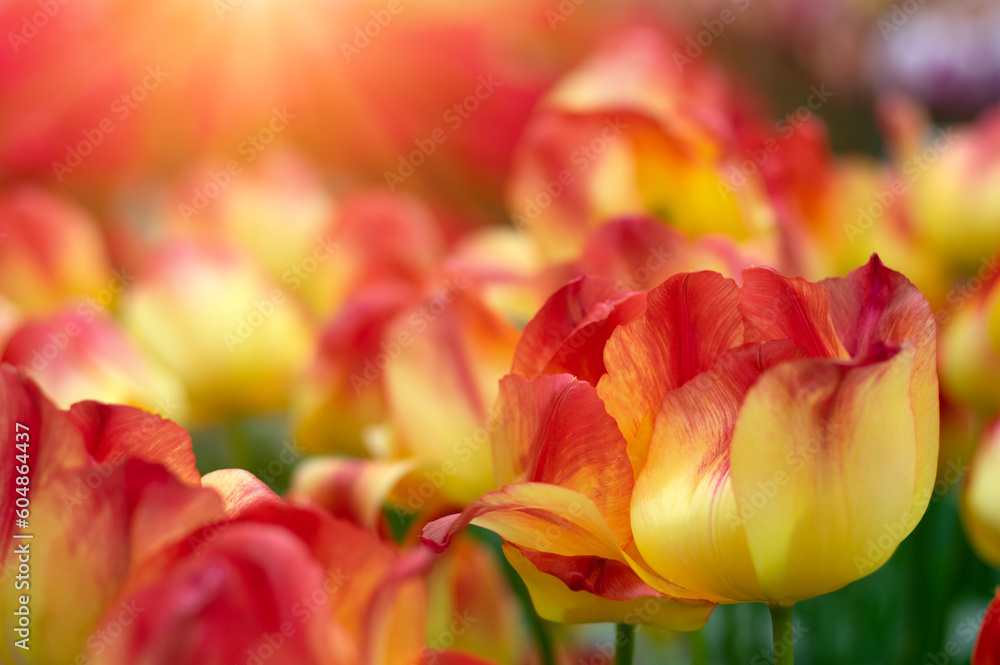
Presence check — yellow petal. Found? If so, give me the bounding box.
[631,345,807,603]
[598,271,743,473]
[730,350,924,604]
[503,545,714,632]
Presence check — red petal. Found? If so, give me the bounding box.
[739,266,847,359]
[599,271,743,469]
[493,374,634,546]
[518,548,663,601]
[974,589,1000,665]
[512,276,646,385]
[69,401,200,486]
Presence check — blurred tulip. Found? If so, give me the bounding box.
[2,308,188,420]
[803,156,948,304]
[120,241,314,422]
[426,256,938,620]
[938,275,1000,415]
[891,98,1000,275]
[0,364,218,664]
[962,420,1000,569]
[974,589,1000,665]
[506,28,827,271]
[158,151,345,318]
[0,185,113,315]
[2,364,497,665]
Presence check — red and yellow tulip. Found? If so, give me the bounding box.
[425,256,938,624]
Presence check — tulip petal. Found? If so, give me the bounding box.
[288,457,415,532]
[492,374,634,546]
[69,401,200,486]
[421,483,707,603]
[973,589,1000,665]
[385,289,520,505]
[511,276,646,385]
[202,468,283,516]
[14,460,223,664]
[823,255,939,518]
[729,349,922,604]
[739,266,847,359]
[504,545,714,631]
[598,271,743,471]
[91,523,332,665]
[630,343,806,603]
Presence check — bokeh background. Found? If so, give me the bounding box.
[3,0,1000,663]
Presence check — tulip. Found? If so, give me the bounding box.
[938,274,1000,415]
[0,364,220,664]
[0,185,112,315]
[425,257,938,639]
[2,308,188,420]
[895,98,1000,274]
[962,420,1000,569]
[2,364,496,665]
[802,156,949,306]
[506,28,823,270]
[161,151,344,318]
[119,241,314,421]
[974,589,1000,665]
[292,266,521,513]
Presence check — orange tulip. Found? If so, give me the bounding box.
[425,256,938,625]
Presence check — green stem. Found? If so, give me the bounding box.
[768,604,795,665]
[690,629,709,665]
[615,624,635,665]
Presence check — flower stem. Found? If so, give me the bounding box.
[768,604,794,665]
[615,624,635,665]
